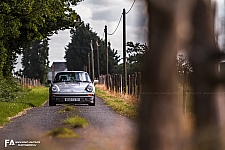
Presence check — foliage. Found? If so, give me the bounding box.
[0,86,48,126]
[107,42,121,74]
[95,85,137,119]
[63,115,88,128]
[22,38,49,84]
[60,105,75,113]
[64,23,120,77]
[0,77,23,102]
[177,54,193,74]
[0,0,83,77]
[113,42,148,75]
[127,42,148,63]
[46,127,79,138]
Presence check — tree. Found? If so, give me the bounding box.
[111,42,148,75]
[65,24,95,71]
[126,42,148,74]
[22,39,49,84]
[107,42,121,74]
[64,23,120,77]
[0,0,82,77]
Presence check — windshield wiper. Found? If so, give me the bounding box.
[75,80,83,82]
[74,80,91,83]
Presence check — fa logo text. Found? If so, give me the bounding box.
[4,139,15,148]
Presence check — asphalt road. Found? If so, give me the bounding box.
[0,96,136,150]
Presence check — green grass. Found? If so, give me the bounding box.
[96,83,194,118]
[95,86,137,119]
[47,114,88,138]
[63,115,88,128]
[0,86,48,126]
[47,115,87,139]
[59,105,75,113]
[46,127,79,138]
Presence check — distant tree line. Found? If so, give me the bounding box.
[64,23,120,78]
[22,39,49,84]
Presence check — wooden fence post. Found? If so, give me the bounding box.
[137,72,142,96]
[128,75,131,95]
[109,75,112,91]
[99,73,141,97]
[120,74,123,94]
[116,74,120,93]
[135,72,138,96]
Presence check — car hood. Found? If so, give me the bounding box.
[53,82,92,93]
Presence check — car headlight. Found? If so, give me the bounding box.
[52,85,59,93]
[86,84,93,92]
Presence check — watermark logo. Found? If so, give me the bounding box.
[5,139,15,148]
[4,139,40,148]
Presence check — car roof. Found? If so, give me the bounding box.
[57,71,87,73]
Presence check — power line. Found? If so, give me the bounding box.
[107,0,135,35]
[126,0,136,14]
[107,13,123,35]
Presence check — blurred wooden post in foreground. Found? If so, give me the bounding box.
[189,0,223,149]
[137,0,181,150]
[137,0,224,150]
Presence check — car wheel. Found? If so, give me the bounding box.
[49,99,56,106]
[88,103,95,106]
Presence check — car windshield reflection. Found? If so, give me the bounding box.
[53,72,91,83]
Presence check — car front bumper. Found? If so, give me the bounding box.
[50,92,95,104]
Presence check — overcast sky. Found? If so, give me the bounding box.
[48,0,147,66]
[48,0,225,66]
[15,0,224,70]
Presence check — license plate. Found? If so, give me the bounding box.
[65,98,80,101]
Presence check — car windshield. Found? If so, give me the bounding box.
[53,72,91,83]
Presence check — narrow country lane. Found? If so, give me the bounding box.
[0,96,136,150]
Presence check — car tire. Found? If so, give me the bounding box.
[49,99,56,106]
[88,103,95,106]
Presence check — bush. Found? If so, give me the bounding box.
[0,77,23,102]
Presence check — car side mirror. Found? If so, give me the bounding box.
[93,80,99,85]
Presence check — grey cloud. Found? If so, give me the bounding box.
[84,0,116,7]
[92,9,122,22]
[91,1,147,27]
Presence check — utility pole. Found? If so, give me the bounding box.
[90,40,95,81]
[96,39,100,78]
[88,53,90,75]
[104,25,108,75]
[104,25,109,88]
[123,8,127,94]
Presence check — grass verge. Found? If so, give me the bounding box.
[46,127,79,138]
[47,115,88,138]
[59,105,75,113]
[63,115,88,128]
[95,85,137,119]
[0,86,48,126]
